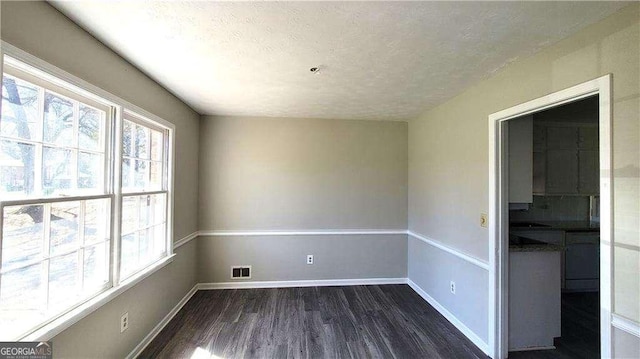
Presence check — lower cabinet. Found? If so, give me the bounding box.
[564,231,600,291]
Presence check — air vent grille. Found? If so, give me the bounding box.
[231,265,251,279]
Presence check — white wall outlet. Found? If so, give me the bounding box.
[450,281,456,294]
[120,312,129,333]
[480,213,488,228]
[306,255,314,265]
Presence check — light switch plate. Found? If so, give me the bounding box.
[480,213,488,228]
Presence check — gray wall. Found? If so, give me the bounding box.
[198,234,407,283]
[408,2,639,354]
[199,116,408,231]
[198,115,408,282]
[1,1,200,357]
[408,236,489,342]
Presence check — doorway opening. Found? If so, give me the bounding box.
[488,75,612,359]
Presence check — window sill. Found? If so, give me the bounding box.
[21,254,176,342]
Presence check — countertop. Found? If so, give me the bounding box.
[510,220,600,231]
[509,236,564,252]
[510,243,564,252]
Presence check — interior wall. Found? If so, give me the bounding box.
[198,115,408,282]
[1,1,200,357]
[408,2,639,353]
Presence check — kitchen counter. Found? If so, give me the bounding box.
[510,243,564,252]
[510,220,599,231]
[509,235,564,252]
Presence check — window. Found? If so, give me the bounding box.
[119,116,169,279]
[0,54,173,340]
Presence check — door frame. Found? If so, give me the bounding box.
[487,75,612,359]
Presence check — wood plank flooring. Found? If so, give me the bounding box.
[139,285,488,359]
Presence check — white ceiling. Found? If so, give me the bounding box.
[51,1,628,121]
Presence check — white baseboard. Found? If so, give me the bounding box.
[197,277,407,290]
[407,279,489,355]
[126,284,199,359]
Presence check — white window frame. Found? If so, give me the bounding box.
[117,112,171,281]
[0,42,175,341]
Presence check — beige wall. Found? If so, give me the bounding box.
[199,116,408,230]
[408,1,639,350]
[1,1,200,357]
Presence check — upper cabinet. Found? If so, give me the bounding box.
[509,116,533,204]
[533,124,600,196]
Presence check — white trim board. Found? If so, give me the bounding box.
[174,231,199,248]
[488,75,612,359]
[407,231,489,271]
[612,314,640,338]
[197,277,407,290]
[407,279,490,355]
[199,229,407,237]
[126,284,199,359]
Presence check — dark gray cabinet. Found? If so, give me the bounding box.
[565,231,600,291]
[533,124,599,195]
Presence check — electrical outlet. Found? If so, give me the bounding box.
[480,213,488,228]
[306,255,314,265]
[120,312,129,333]
[450,281,456,294]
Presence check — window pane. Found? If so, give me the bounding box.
[150,130,163,161]
[122,158,131,189]
[0,263,43,310]
[43,92,74,146]
[121,196,137,235]
[78,152,103,190]
[120,193,166,279]
[84,199,110,244]
[150,193,167,226]
[1,75,40,141]
[1,205,44,272]
[150,161,162,189]
[78,105,104,151]
[133,159,148,189]
[122,120,132,157]
[50,201,80,255]
[83,241,109,293]
[43,147,73,195]
[134,124,149,159]
[0,140,36,198]
[120,233,136,278]
[48,252,79,311]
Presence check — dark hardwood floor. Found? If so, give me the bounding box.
[509,292,600,359]
[139,284,488,359]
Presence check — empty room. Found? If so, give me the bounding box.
[0,1,638,358]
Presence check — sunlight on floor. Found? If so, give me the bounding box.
[190,347,224,359]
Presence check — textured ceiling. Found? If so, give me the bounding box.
[51,1,628,121]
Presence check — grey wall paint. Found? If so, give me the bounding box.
[407,4,639,355]
[198,115,408,231]
[613,327,640,358]
[407,236,489,344]
[51,241,198,359]
[198,234,408,283]
[196,116,409,283]
[1,2,200,357]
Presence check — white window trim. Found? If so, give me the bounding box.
[0,41,176,341]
